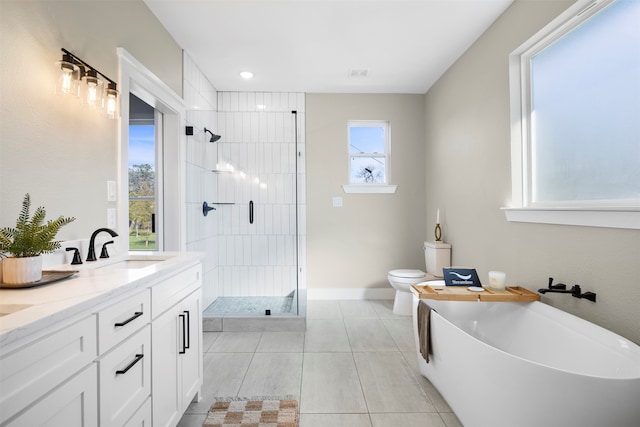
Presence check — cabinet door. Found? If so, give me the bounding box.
[5,364,97,427]
[180,289,202,411]
[151,303,181,427]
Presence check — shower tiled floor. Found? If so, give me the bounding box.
[204,295,295,315]
[178,299,462,427]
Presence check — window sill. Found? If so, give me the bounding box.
[501,207,640,230]
[342,184,397,194]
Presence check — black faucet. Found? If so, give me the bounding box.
[538,277,570,294]
[100,240,115,259]
[87,228,119,261]
[66,247,83,265]
[538,277,596,302]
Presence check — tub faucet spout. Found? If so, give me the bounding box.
[538,277,569,294]
[87,227,119,261]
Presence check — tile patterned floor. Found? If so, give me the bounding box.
[178,299,462,427]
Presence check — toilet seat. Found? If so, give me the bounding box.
[387,269,427,284]
[388,269,426,279]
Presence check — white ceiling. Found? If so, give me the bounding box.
[143,0,514,94]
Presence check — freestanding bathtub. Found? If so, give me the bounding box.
[411,288,640,427]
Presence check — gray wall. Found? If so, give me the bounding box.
[0,0,182,240]
[307,94,427,291]
[424,0,640,343]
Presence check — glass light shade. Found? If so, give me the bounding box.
[81,70,104,109]
[105,83,119,119]
[55,56,80,96]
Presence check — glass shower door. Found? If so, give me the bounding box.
[206,93,305,317]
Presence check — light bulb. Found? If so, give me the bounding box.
[105,82,119,119]
[56,54,79,96]
[81,69,103,109]
[61,69,73,94]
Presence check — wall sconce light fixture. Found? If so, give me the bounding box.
[56,48,119,119]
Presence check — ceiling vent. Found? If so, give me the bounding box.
[349,69,369,78]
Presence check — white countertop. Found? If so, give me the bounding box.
[0,251,204,349]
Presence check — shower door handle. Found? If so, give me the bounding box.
[249,200,254,224]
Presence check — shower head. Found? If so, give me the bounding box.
[204,128,221,143]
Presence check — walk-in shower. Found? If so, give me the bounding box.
[200,92,306,328]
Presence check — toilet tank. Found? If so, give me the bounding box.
[424,241,451,277]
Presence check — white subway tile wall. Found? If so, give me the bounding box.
[183,53,306,310]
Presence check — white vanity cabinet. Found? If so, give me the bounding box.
[0,254,203,427]
[151,266,202,427]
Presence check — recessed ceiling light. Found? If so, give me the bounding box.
[240,71,254,79]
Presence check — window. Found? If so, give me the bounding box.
[343,120,397,194]
[128,93,161,250]
[506,0,640,229]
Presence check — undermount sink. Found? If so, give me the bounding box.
[95,254,175,270]
[0,304,33,317]
[102,259,165,269]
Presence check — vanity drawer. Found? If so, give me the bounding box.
[152,264,201,318]
[4,363,98,427]
[123,397,152,427]
[0,315,97,424]
[99,325,151,427]
[98,289,150,353]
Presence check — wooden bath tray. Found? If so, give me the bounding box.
[412,284,540,302]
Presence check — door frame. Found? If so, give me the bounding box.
[117,48,186,252]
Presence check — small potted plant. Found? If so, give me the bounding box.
[0,194,75,285]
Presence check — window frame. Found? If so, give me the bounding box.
[343,120,397,194]
[505,0,640,229]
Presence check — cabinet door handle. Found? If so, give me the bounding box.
[179,313,186,354]
[114,311,143,327]
[115,354,144,375]
[183,310,190,350]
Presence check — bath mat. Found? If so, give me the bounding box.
[203,396,298,427]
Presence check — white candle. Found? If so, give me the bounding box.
[436,209,440,224]
[488,271,506,290]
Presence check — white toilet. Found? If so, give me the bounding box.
[388,241,451,315]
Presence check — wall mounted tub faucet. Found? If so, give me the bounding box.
[87,228,118,261]
[538,277,596,302]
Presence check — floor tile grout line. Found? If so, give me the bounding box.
[235,333,261,397]
[342,301,373,417]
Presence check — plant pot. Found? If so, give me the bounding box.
[2,256,43,284]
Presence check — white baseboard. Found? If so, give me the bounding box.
[307,287,395,300]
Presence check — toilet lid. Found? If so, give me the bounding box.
[389,269,426,278]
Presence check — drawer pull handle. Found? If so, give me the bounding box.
[114,311,143,327]
[179,313,186,354]
[115,354,144,375]
[184,310,190,350]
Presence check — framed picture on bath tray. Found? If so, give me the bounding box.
[443,267,482,287]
